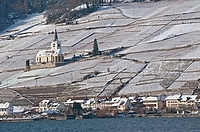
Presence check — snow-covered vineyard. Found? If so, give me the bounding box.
[0,0,200,100]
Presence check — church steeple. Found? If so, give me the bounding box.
[51,29,62,52]
[54,29,58,41]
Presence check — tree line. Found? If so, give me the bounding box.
[0,0,111,31]
[0,0,46,31]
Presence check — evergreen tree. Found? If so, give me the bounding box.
[92,38,100,56]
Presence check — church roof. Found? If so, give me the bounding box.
[36,49,62,57]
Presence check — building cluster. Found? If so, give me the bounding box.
[0,94,200,117]
[66,94,200,115]
[37,99,65,113]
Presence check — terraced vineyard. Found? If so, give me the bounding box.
[0,0,200,103]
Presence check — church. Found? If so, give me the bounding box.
[35,29,64,65]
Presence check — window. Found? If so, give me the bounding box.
[53,44,55,47]
[171,104,177,107]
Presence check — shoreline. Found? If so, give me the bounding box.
[0,118,33,123]
[1,114,200,123]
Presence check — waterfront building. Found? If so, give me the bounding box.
[82,98,107,110]
[38,99,53,113]
[50,102,65,112]
[0,102,13,116]
[128,96,144,110]
[38,99,66,113]
[140,96,166,110]
[13,106,25,114]
[105,97,131,111]
[64,99,85,108]
[165,94,197,110]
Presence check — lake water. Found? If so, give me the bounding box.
[0,117,200,132]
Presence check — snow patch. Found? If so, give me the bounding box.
[149,23,200,43]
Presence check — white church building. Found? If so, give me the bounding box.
[35,30,64,66]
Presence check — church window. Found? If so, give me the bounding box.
[53,44,55,47]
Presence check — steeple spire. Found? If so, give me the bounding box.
[51,29,62,51]
[54,29,58,41]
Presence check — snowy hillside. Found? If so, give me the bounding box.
[0,0,200,100]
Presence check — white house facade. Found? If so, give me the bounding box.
[50,102,65,112]
[38,100,53,113]
[140,96,166,110]
[165,94,197,109]
[105,97,131,111]
[0,102,13,116]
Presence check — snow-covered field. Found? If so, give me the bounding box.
[0,0,200,97]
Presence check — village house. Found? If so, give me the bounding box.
[128,96,143,112]
[105,97,131,111]
[116,97,131,111]
[165,95,181,109]
[82,98,107,110]
[105,97,121,108]
[140,96,166,110]
[38,99,66,113]
[50,102,65,112]
[165,94,198,110]
[0,102,13,116]
[35,29,64,66]
[64,99,86,107]
[178,95,198,110]
[38,99,53,113]
[89,102,107,110]
[13,106,26,115]
[65,98,106,110]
